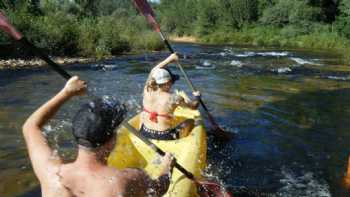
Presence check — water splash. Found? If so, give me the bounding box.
[230,60,243,68]
[277,167,330,197]
[196,60,217,69]
[272,67,292,74]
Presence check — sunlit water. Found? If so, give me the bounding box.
[1,43,350,196]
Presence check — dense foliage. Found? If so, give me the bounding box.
[0,0,163,58]
[158,0,350,58]
[1,0,350,59]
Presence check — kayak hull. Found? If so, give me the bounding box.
[108,107,207,197]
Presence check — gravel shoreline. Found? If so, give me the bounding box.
[0,57,97,69]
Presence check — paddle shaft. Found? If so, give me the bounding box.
[18,38,72,80]
[158,31,221,129]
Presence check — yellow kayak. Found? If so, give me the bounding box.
[108,106,207,197]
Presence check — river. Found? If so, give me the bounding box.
[1,43,350,196]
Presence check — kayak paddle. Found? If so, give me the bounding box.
[0,11,71,80]
[131,0,233,142]
[0,11,232,196]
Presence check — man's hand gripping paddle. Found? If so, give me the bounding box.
[132,0,233,142]
[0,11,233,197]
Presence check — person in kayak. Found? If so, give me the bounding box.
[22,76,176,197]
[142,53,201,140]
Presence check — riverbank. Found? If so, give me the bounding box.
[169,36,198,43]
[170,29,350,63]
[2,31,349,70]
[0,57,97,70]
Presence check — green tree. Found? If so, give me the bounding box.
[335,0,350,38]
[218,0,258,29]
[257,0,277,17]
[158,0,198,35]
[96,0,134,16]
[260,0,320,27]
[75,0,99,16]
[195,0,221,35]
[308,0,339,22]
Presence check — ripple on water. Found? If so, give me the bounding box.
[277,167,330,197]
[290,57,322,66]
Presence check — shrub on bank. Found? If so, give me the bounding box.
[32,12,80,55]
[197,25,350,62]
[0,9,163,59]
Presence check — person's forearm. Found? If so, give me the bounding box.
[155,56,174,69]
[23,89,71,130]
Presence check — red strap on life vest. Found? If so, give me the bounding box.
[143,108,171,123]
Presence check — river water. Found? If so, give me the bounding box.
[1,43,350,196]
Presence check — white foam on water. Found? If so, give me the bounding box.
[327,76,350,81]
[273,67,292,74]
[234,51,289,57]
[235,52,256,57]
[277,167,331,197]
[219,52,227,56]
[195,65,216,70]
[230,60,243,68]
[257,52,289,57]
[196,60,216,69]
[223,48,233,53]
[203,60,212,66]
[102,64,118,70]
[290,57,321,66]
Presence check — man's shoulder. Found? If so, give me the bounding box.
[111,167,146,176]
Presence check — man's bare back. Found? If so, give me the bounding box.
[56,164,149,197]
[22,76,175,197]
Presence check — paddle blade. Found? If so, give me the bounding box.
[206,113,233,141]
[196,180,233,197]
[0,11,22,40]
[132,0,161,32]
[211,126,234,142]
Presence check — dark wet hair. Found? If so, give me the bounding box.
[72,98,127,148]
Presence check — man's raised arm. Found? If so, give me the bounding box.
[22,76,87,182]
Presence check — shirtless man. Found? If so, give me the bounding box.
[22,76,175,197]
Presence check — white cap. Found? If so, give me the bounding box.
[152,68,171,84]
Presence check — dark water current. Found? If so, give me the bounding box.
[1,43,350,196]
